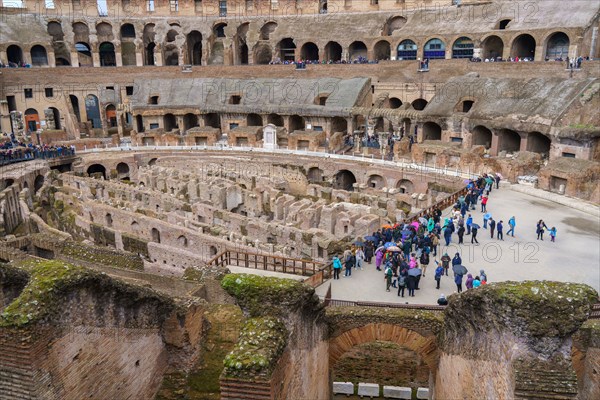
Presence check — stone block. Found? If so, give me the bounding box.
[416,387,430,399]
[358,382,379,397]
[333,382,354,395]
[383,386,412,399]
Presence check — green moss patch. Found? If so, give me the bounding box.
[221,273,315,317]
[0,259,90,327]
[444,281,598,355]
[223,316,287,380]
[60,241,144,271]
[0,259,175,328]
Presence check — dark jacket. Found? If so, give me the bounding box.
[344,256,355,269]
[454,274,463,285]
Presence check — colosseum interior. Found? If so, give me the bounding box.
[1,0,599,399]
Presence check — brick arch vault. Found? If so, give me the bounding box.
[328,322,439,390]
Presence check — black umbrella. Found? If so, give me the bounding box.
[453,264,468,275]
[471,224,480,229]
[407,267,422,277]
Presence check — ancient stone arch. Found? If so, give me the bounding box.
[329,323,439,373]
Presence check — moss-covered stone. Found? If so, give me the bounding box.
[444,281,598,356]
[221,273,317,318]
[0,259,91,327]
[0,259,176,328]
[222,316,287,380]
[60,241,144,271]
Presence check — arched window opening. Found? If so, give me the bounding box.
[424,38,445,59]
[452,37,474,59]
[397,40,417,60]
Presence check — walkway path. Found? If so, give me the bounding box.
[316,185,600,304]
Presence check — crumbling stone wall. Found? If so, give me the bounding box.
[436,281,598,400]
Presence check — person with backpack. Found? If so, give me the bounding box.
[332,255,342,280]
[397,272,406,297]
[434,261,444,289]
[420,251,430,278]
[384,264,394,292]
[489,218,496,239]
[441,253,451,276]
[344,253,354,277]
[507,216,516,237]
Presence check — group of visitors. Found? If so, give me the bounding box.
[0,61,32,68]
[0,141,75,165]
[269,57,379,65]
[470,55,590,67]
[332,170,560,303]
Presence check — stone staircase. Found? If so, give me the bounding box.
[220,379,272,400]
[514,358,578,399]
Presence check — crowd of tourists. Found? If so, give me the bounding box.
[0,141,75,165]
[269,56,379,65]
[331,172,558,303]
[0,61,32,68]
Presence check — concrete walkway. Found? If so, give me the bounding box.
[316,185,600,305]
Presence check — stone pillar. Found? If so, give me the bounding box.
[346,117,353,134]
[47,51,56,67]
[135,49,143,66]
[519,132,528,152]
[71,50,79,67]
[0,50,6,64]
[178,46,185,66]
[568,43,579,59]
[154,48,163,66]
[534,45,544,62]
[177,116,185,133]
[115,49,123,67]
[445,49,452,59]
[202,41,209,66]
[415,122,424,143]
[502,45,511,60]
[92,51,100,67]
[490,130,500,156]
[590,27,599,59]
[22,51,32,65]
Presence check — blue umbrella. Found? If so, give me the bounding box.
[364,235,378,242]
[384,242,396,249]
[354,240,364,246]
[407,267,422,277]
